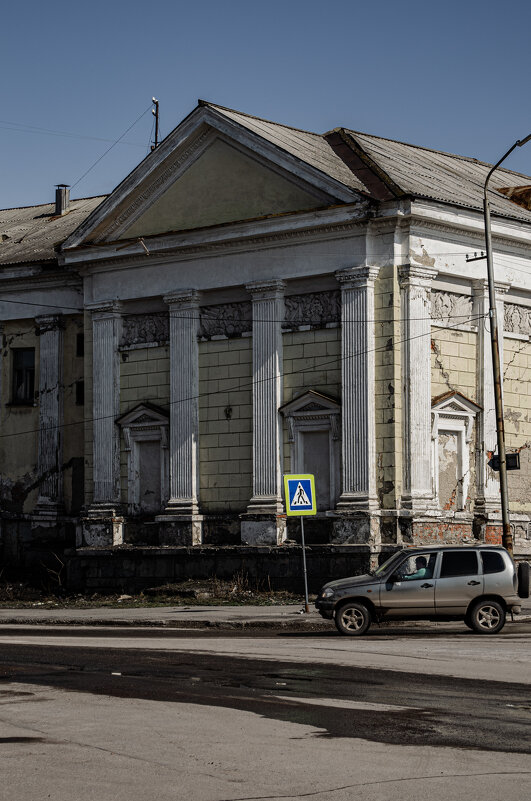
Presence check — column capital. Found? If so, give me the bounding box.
[471,279,511,297]
[163,289,200,309]
[335,265,379,288]
[87,300,123,320]
[398,264,437,288]
[245,278,285,301]
[35,314,64,334]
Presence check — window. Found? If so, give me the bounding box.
[395,553,437,581]
[12,348,35,404]
[76,333,84,358]
[440,551,478,578]
[75,380,85,406]
[481,551,505,575]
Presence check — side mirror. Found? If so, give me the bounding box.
[389,572,401,583]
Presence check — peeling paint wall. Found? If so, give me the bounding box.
[503,336,531,512]
[375,266,401,509]
[431,327,477,402]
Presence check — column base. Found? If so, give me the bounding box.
[245,496,284,516]
[400,493,440,514]
[336,493,379,513]
[33,498,64,522]
[240,514,287,545]
[157,499,199,517]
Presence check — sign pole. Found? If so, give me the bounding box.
[300,516,310,614]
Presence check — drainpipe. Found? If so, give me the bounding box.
[483,134,531,556]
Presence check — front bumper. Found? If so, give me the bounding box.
[315,598,335,619]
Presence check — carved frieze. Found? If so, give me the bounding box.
[283,290,340,330]
[504,303,531,337]
[120,313,169,347]
[199,302,252,339]
[431,290,473,328]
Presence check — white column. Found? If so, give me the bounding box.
[245,279,285,515]
[399,265,437,511]
[160,290,200,516]
[89,301,122,513]
[472,280,509,514]
[35,315,64,517]
[336,266,379,510]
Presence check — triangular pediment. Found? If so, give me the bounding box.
[280,390,340,416]
[62,104,361,250]
[431,391,481,415]
[116,402,169,428]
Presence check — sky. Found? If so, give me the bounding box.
[1,0,531,209]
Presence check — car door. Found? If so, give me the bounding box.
[379,552,437,618]
[434,550,483,615]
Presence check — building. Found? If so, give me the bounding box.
[1,101,531,589]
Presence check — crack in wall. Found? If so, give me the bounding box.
[431,338,457,393]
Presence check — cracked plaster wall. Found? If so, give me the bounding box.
[504,337,531,512]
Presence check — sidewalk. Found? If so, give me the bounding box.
[0,601,529,630]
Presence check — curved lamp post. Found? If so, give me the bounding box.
[483,134,531,556]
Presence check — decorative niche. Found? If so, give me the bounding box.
[116,403,169,516]
[431,392,481,512]
[280,390,341,512]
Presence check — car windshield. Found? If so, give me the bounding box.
[370,552,404,577]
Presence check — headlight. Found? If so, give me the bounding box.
[321,587,334,598]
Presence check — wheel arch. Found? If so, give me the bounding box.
[335,595,377,619]
[466,594,508,616]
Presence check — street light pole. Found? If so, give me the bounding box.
[483,134,531,556]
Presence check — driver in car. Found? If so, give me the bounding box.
[402,555,430,581]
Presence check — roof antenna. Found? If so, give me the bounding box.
[151,98,159,151]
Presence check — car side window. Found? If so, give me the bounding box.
[481,551,505,574]
[396,553,436,581]
[440,551,478,578]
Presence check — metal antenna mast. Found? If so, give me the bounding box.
[151,98,160,150]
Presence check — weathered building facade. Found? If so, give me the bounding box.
[1,102,531,588]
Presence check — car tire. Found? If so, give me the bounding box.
[334,601,371,636]
[468,599,506,635]
[517,561,530,599]
[464,613,474,631]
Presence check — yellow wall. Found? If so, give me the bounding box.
[198,337,252,512]
[281,327,341,474]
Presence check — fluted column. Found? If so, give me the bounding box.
[473,279,509,515]
[399,265,437,511]
[336,266,379,510]
[161,290,200,516]
[245,279,285,515]
[35,315,64,517]
[89,301,122,512]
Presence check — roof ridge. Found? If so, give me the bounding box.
[198,99,323,139]
[346,128,531,180]
[0,194,107,214]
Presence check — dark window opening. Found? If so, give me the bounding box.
[12,348,35,404]
[481,551,505,574]
[75,380,85,406]
[440,551,478,578]
[76,333,84,358]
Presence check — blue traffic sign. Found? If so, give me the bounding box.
[284,474,316,516]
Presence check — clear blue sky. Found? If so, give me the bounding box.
[1,0,530,209]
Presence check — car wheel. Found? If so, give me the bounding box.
[517,561,530,599]
[334,601,371,636]
[469,600,506,634]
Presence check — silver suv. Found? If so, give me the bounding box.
[315,546,530,635]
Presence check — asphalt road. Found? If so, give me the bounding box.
[1,626,530,801]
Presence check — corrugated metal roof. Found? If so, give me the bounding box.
[347,130,531,222]
[0,196,106,266]
[204,102,369,194]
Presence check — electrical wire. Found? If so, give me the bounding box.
[0,313,485,440]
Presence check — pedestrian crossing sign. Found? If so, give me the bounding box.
[284,474,316,516]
